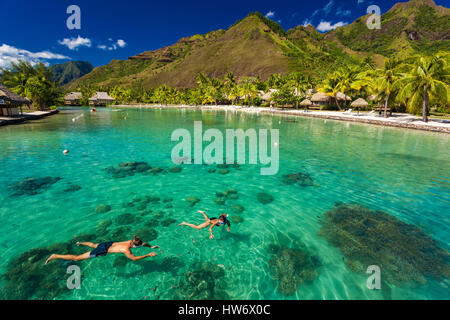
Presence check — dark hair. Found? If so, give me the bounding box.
[133,235,143,246]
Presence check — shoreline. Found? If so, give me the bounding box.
[111,104,450,134]
[0,110,59,127]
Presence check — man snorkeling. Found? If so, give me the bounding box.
[178,210,231,239]
[45,236,159,264]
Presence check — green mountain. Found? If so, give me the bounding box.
[50,61,93,85]
[69,0,449,89]
[326,0,450,57]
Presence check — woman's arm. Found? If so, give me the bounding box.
[209,223,217,239]
[226,220,231,232]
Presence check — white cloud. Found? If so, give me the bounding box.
[0,43,70,68]
[324,0,334,15]
[311,9,319,18]
[357,0,364,4]
[316,20,348,32]
[97,39,127,51]
[58,36,91,50]
[117,39,126,48]
[265,11,275,18]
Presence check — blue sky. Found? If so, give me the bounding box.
[1,0,448,68]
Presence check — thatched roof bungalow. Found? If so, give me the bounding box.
[351,98,369,108]
[311,92,352,106]
[310,92,330,105]
[89,92,115,106]
[300,99,312,107]
[64,92,82,106]
[0,85,31,116]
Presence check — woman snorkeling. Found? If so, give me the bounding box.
[178,210,230,239]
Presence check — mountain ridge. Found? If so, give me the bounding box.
[68,0,449,89]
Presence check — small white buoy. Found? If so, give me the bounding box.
[63,150,69,155]
[274,142,278,148]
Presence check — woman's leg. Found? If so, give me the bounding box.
[198,210,209,222]
[45,251,91,264]
[178,221,210,230]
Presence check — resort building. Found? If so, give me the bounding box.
[0,85,30,116]
[64,92,82,106]
[88,92,115,106]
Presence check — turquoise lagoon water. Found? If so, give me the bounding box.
[0,107,449,300]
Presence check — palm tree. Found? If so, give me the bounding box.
[318,71,343,110]
[372,57,403,118]
[287,72,308,108]
[394,52,449,122]
[239,82,258,105]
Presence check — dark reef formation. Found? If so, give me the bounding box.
[281,172,314,187]
[214,189,240,206]
[0,234,102,300]
[64,184,82,192]
[257,192,274,205]
[104,162,152,178]
[174,262,228,300]
[318,203,450,285]
[267,244,321,296]
[186,196,200,206]
[9,177,62,196]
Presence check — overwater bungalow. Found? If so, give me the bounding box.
[64,92,82,106]
[0,85,31,116]
[88,92,115,106]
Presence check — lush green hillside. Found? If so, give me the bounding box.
[69,0,449,90]
[50,61,93,85]
[327,0,450,57]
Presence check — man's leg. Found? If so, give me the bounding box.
[77,242,98,248]
[45,251,91,264]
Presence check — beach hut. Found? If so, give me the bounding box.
[0,85,30,116]
[64,92,82,106]
[259,89,278,107]
[351,98,369,114]
[300,99,312,109]
[88,92,115,106]
[336,92,352,102]
[311,92,330,106]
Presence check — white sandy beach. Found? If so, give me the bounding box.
[112,104,450,134]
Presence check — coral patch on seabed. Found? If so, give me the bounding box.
[9,176,62,196]
[318,203,450,286]
[64,184,82,192]
[104,162,152,178]
[174,262,229,300]
[257,192,274,205]
[95,204,111,214]
[281,172,315,187]
[267,243,321,296]
[186,196,200,206]
[0,234,103,300]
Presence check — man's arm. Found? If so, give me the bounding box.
[124,251,157,261]
[142,242,160,249]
